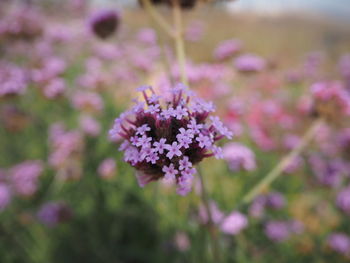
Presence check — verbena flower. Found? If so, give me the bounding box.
[0,7,43,41]
[249,191,285,218]
[48,123,84,180]
[98,158,117,179]
[37,201,72,227]
[137,28,157,45]
[79,115,101,137]
[71,91,104,113]
[220,211,248,235]
[328,233,350,256]
[213,39,242,61]
[336,186,350,215]
[10,160,44,197]
[310,81,350,120]
[198,201,247,235]
[222,142,256,172]
[43,78,66,99]
[89,9,120,39]
[234,54,266,73]
[109,83,232,195]
[309,154,347,187]
[264,220,303,242]
[0,62,28,98]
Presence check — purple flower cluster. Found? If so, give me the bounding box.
[98,158,117,179]
[249,191,286,218]
[310,81,350,119]
[213,39,242,61]
[48,123,84,180]
[0,62,28,98]
[71,91,104,113]
[234,54,266,73]
[336,186,350,215]
[0,7,43,41]
[198,201,247,235]
[10,160,44,197]
[79,115,101,137]
[109,83,232,195]
[43,78,66,99]
[328,233,350,256]
[37,201,72,227]
[309,154,347,187]
[265,220,304,242]
[222,142,256,172]
[136,28,157,45]
[89,9,120,39]
[220,211,248,235]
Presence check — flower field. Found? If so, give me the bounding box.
[1,0,350,262]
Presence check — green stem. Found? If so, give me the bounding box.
[198,165,221,262]
[141,0,175,38]
[241,118,324,205]
[172,0,189,86]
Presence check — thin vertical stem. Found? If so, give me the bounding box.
[172,0,189,86]
[198,165,221,262]
[241,118,324,205]
[141,0,175,38]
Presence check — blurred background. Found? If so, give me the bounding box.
[1,0,350,262]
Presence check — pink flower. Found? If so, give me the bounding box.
[98,158,116,179]
[220,211,248,235]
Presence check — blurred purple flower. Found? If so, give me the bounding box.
[220,211,248,235]
[234,54,266,73]
[214,39,242,61]
[174,231,191,252]
[79,115,101,137]
[137,28,157,45]
[310,81,350,118]
[98,158,116,179]
[0,63,27,98]
[37,202,72,227]
[328,233,350,256]
[48,123,83,180]
[10,160,43,197]
[265,220,303,242]
[336,186,350,215]
[309,155,346,187]
[89,9,120,39]
[222,142,256,172]
[284,156,304,174]
[43,78,66,99]
[266,192,286,209]
[71,91,104,113]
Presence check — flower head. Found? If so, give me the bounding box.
[89,9,120,39]
[328,233,350,256]
[223,142,256,172]
[37,202,72,227]
[109,83,233,195]
[310,81,350,120]
[234,54,266,73]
